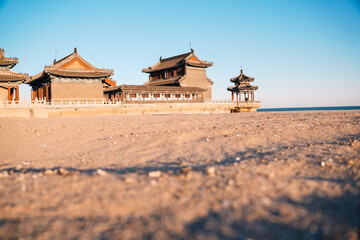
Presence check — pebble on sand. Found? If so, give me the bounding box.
[0,171,9,178]
[148,170,162,178]
[321,161,326,167]
[206,167,216,176]
[96,169,107,176]
[44,169,55,175]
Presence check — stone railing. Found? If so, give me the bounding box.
[0,98,121,108]
[0,99,261,108]
[205,99,261,106]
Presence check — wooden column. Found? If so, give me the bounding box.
[46,85,49,101]
[239,91,241,102]
[7,87,11,101]
[231,92,234,101]
[15,86,19,102]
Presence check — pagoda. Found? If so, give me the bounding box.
[227,69,260,112]
[142,49,213,100]
[26,48,115,102]
[0,49,28,102]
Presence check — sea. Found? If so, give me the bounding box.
[258,106,360,112]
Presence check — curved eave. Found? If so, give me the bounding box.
[45,69,113,78]
[25,71,46,84]
[230,77,255,83]
[0,59,18,69]
[186,61,213,68]
[227,85,259,91]
[0,71,29,82]
[142,68,153,73]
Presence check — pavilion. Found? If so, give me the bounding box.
[227,69,259,104]
[0,49,28,102]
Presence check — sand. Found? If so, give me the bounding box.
[0,110,359,239]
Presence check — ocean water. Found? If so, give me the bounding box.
[258,106,360,112]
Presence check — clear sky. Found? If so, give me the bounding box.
[1,0,359,107]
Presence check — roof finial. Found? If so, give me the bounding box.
[160,56,162,61]
[74,47,77,54]
[53,49,57,64]
[240,65,243,74]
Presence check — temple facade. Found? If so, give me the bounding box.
[0,49,28,102]
[104,84,206,103]
[227,69,259,103]
[104,49,213,103]
[142,49,213,100]
[26,48,115,102]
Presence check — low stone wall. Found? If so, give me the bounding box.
[0,103,240,118]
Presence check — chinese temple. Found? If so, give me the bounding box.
[26,48,115,102]
[227,69,258,103]
[104,49,213,102]
[0,49,28,102]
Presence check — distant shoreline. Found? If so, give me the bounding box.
[258,106,360,112]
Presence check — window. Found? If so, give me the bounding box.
[165,94,171,98]
[175,94,181,98]
[192,93,197,98]
[153,93,160,98]
[185,94,190,98]
[130,93,137,98]
[142,93,149,98]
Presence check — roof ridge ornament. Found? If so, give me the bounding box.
[74,47,77,54]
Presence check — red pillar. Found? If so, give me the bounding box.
[7,87,11,102]
[15,86,19,102]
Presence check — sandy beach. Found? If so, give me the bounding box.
[0,110,359,239]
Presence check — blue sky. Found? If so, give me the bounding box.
[1,0,359,107]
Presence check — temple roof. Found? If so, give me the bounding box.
[104,77,116,87]
[230,69,255,83]
[0,68,28,82]
[104,84,206,93]
[26,48,113,84]
[142,49,213,73]
[144,76,182,86]
[0,48,19,69]
[227,85,258,92]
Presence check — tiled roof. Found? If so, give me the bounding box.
[142,50,213,73]
[27,48,114,84]
[0,69,28,82]
[227,85,258,91]
[104,77,116,86]
[104,84,206,93]
[0,48,19,68]
[144,76,182,86]
[45,69,113,78]
[230,70,255,83]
